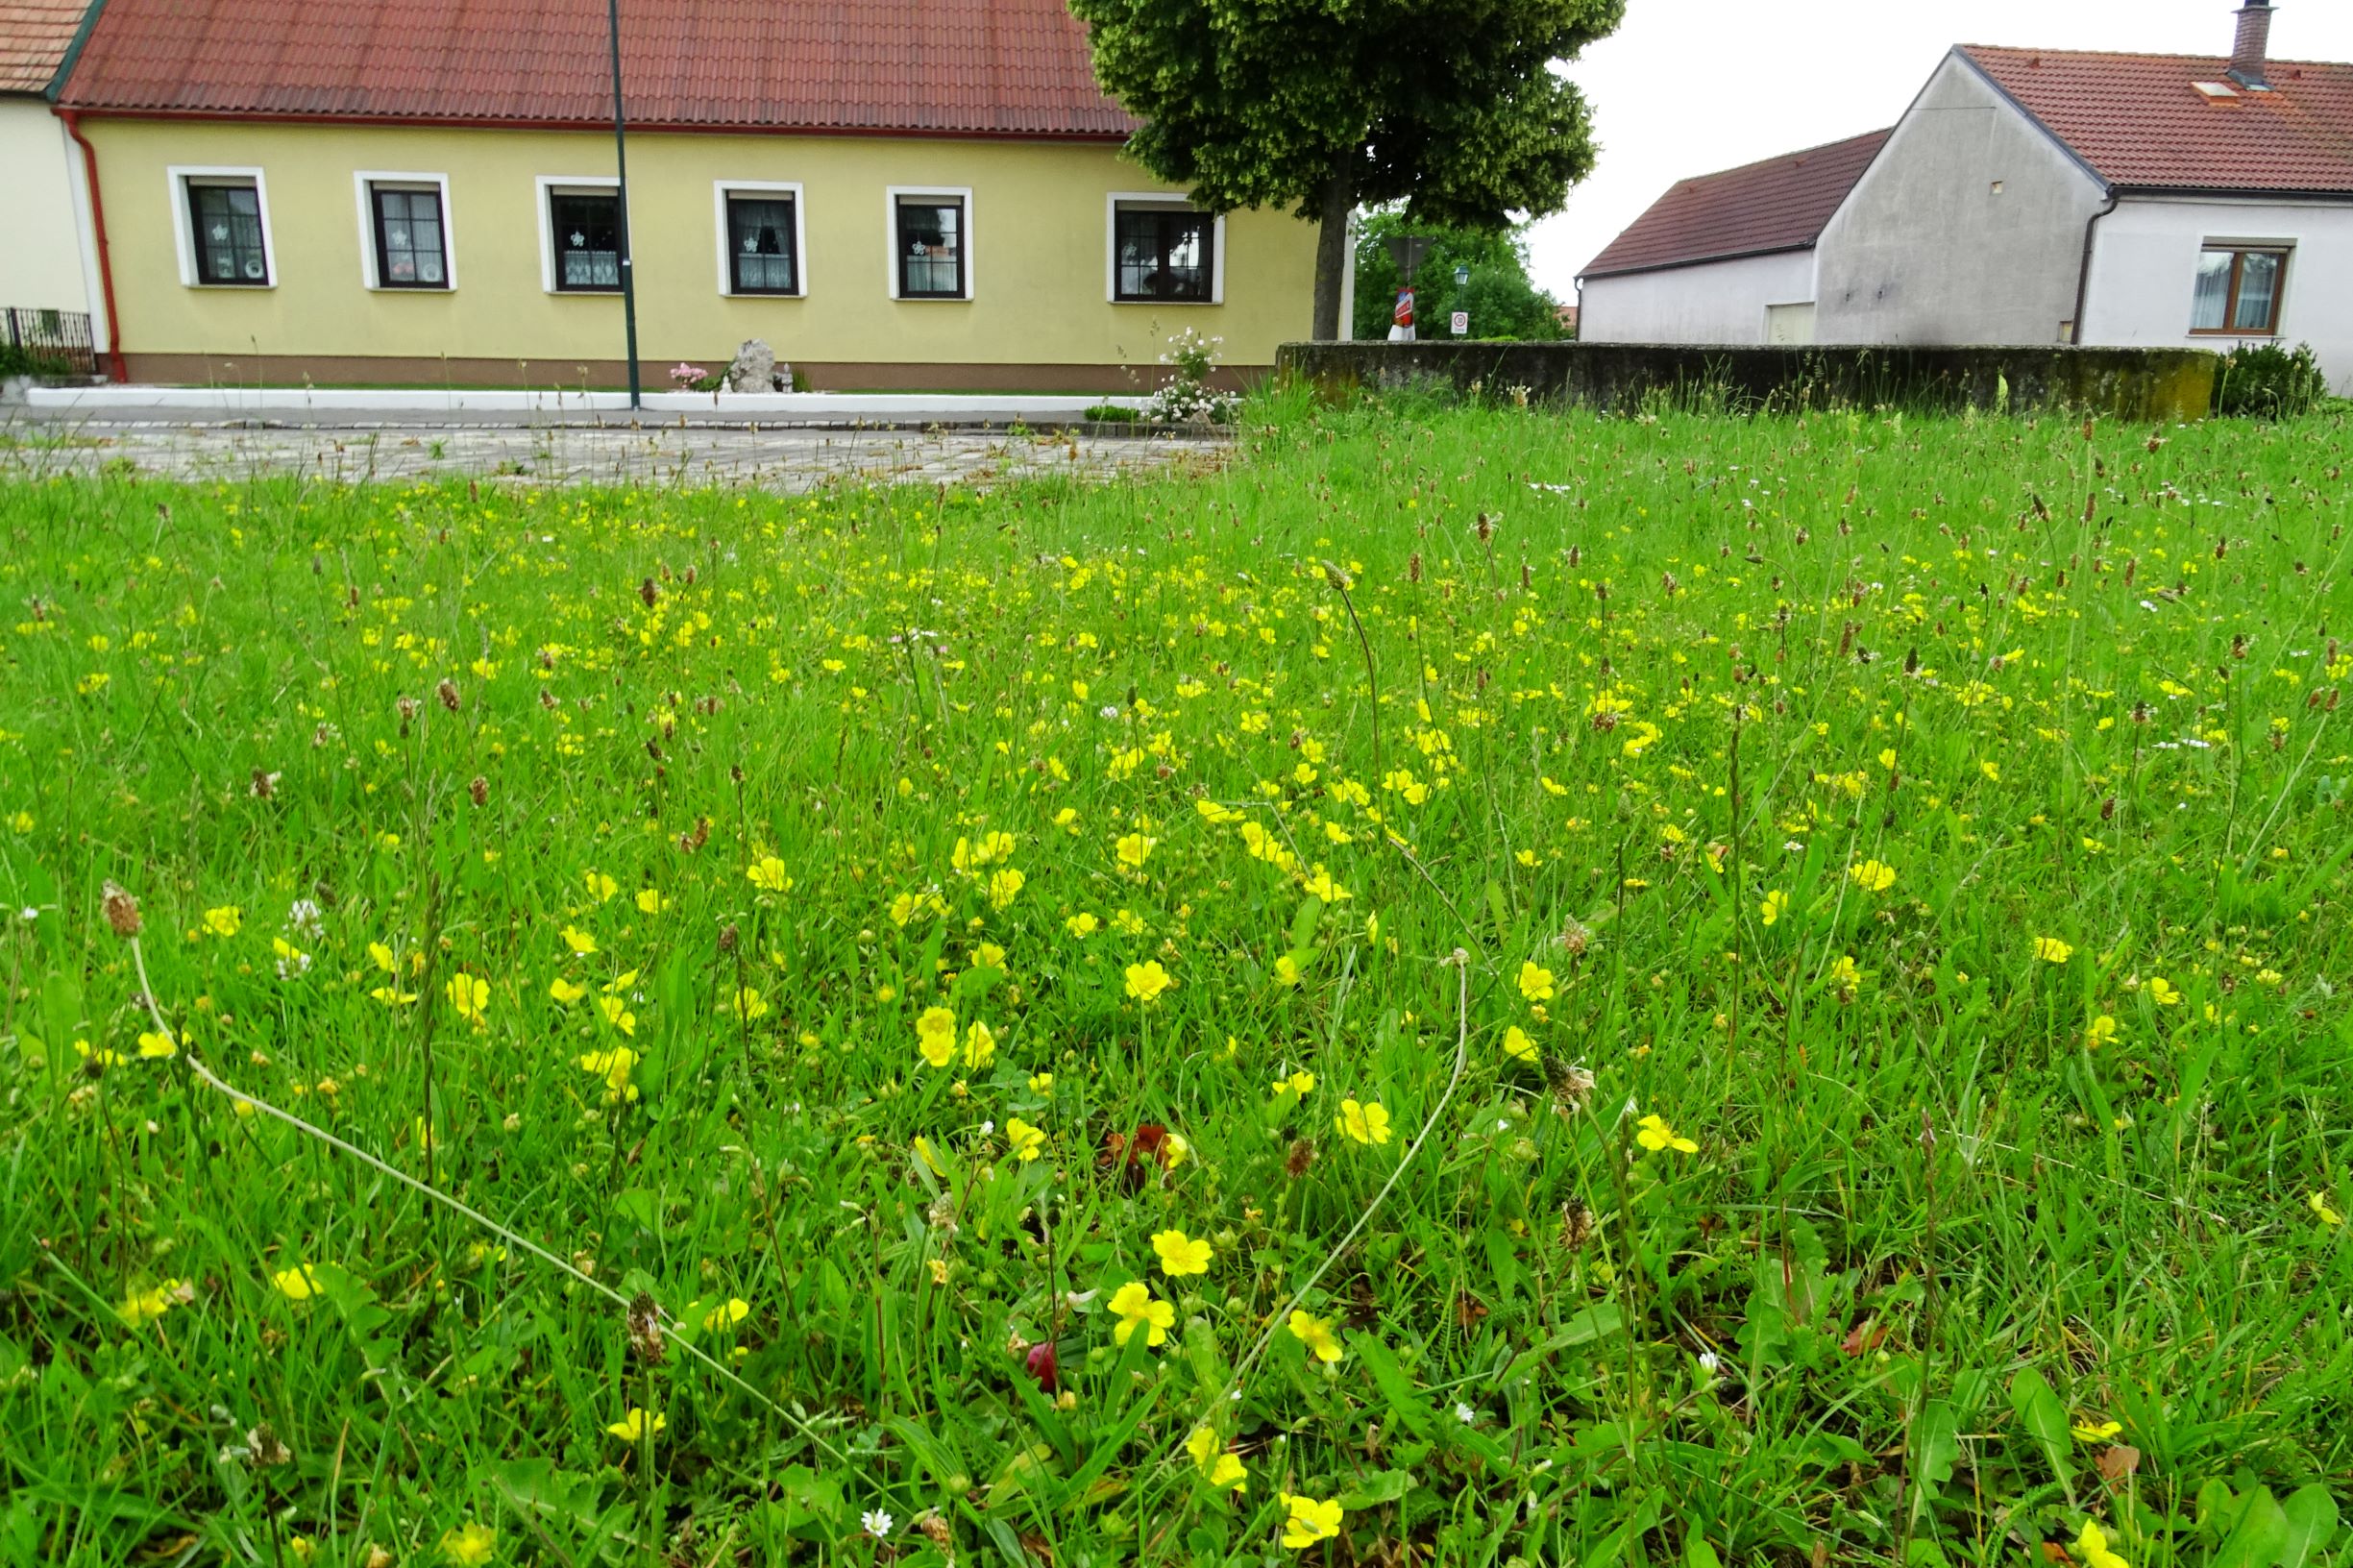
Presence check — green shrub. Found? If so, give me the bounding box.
[2211,340,2326,419]
[1083,403,1138,423]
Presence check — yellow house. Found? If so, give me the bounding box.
[54,0,1320,390]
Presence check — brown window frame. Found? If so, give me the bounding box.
[2189,246,2289,336]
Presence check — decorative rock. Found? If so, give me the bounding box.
[725,339,775,393]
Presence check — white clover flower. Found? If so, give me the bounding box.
[861,1508,895,1539]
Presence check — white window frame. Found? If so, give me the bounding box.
[534,175,632,296]
[1105,192,1225,306]
[885,184,974,301]
[167,165,276,289]
[712,181,808,298]
[354,171,457,291]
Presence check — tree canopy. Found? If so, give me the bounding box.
[1350,210,1569,342]
[1071,0,1626,339]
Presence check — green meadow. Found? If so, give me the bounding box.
[2,390,2349,1567]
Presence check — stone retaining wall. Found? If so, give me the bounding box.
[1276,341,2218,422]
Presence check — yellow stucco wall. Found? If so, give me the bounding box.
[83,117,1317,382]
[0,97,91,313]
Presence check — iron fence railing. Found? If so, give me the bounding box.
[2,306,98,378]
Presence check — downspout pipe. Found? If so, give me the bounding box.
[2071,188,2119,347]
[60,110,126,382]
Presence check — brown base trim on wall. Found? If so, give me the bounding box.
[119,354,1268,396]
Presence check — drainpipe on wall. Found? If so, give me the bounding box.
[2070,189,2119,347]
[59,110,126,382]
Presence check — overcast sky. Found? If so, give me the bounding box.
[1526,0,2353,298]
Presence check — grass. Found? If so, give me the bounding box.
[1,385,2349,1568]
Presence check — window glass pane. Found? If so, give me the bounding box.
[898,200,962,296]
[728,196,797,293]
[2232,251,2280,331]
[552,192,621,290]
[1115,207,1211,301]
[2190,251,2233,330]
[373,187,450,287]
[190,183,269,284]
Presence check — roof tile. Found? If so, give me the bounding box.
[1581,130,1889,279]
[57,0,1136,137]
[0,0,90,95]
[1961,45,2353,193]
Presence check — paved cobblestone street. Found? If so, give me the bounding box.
[0,415,1228,490]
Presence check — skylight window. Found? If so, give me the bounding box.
[2192,80,2240,100]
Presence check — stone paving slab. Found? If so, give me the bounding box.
[0,415,1228,491]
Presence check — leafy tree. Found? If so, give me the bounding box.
[1351,210,1566,341]
[1071,0,1626,340]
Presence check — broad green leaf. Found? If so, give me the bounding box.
[2215,1484,2290,1568]
[2278,1483,2338,1568]
[2008,1367,2076,1504]
[1335,1468,1413,1508]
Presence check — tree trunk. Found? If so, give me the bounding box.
[1311,157,1354,341]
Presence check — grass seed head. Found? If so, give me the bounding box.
[102,882,142,939]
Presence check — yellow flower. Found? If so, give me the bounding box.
[1066,912,1100,939]
[446,973,489,1024]
[274,1265,320,1301]
[634,888,665,916]
[1850,859,1897,893]
[368,941,397,973]
[75,1040,120,1069]
[117,1278,187,1327]
[2071,1418,2123,1443]
[1125,960,1172,1003]
[560,923,598,955]
[746,856,794,894]
[1634,1114,1698,1154]
[584,870,618,902]
[440,1521,497,1567]
[2033,936,2074,964]
[963,1019,996,1070]
[2074,1520,2129,1568]
[1187,1426,1248,1490]
[579,1046,641,1103]
[2148,976,2181,1006]
[973,942,1006,970]
[703,1297,751,1332]
[550,976,587,1005]
[916,1006,957,1068]
[1109,1281,1174,1347]
[605,1407,666,1442]
[1275,1069,1316,1096]
[988,867,1025,909]
[1006,1117,1045,1162]
[1287,1310,1343,1363]
[1827,955,1862,990]
[1206,1452,1246,1490]
[136,1030,178,1060]
[2312,1191,2344,1226]
[597,994,636,1037]
[1517,961,1555,1002]
[1760,890,1787,926]
[1030,1071,1055,1094]
[203,905,242,938]
[1336,1098,1392,1146]
[2085,1014,2119,1046]
[733,986,769,1021]
[1151,1228,1213,1276]
[1503,1025,1539,1063]
[1162,1132,1191,1168]
[1115,831,1158,868]
[1278,1493,1344,1550]
[1273,953,1303,987]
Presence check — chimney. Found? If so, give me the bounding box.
[2228,0,2273,91]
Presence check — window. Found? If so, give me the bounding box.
[723,190,800,295]
[187,179,269,285]
[2191,246,2289,334]
[1113,202,1214,302]
[893,193,968,299]
[368,184,451,288]
[551,189,623,292]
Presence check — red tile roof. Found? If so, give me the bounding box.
[1580,130,1890,280]
[56,0,1136,138]
[1962,44,2353,193]
[0,0,89,94]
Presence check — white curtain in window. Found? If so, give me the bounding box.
[2191,251,2232,330]
[2233,252,2280,331]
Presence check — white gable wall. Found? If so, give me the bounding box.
[2083,196,2353,395]
[1815,52,2105,347]
[1580,248,1816,345]
[0,96,89,314]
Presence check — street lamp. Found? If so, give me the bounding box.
[1454,264,1470,287]
[1452,264,1471,337]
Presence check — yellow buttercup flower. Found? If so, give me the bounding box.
[203,905,241,938]
[1287,1310,1343,1363]
[1005,1116,1045,1163]
[634,888,665,916]
[2071,1418,2122,1443]
[273,1265,321,1301]
[702,1297,751,1331]
[550,976,587,1005]
[605,1407,666,1442]
[2148,976,2181,1006]
[445,973,488,1024]
[2074,1520,2128,1568]
[1187,1426,1248,1490]
[1759,890,1787,926]
[1274,1069,1316,1096]
[136,1031,178,1060]
[584,870,619,902]
[1109,1281,1174,1347]
[1151,1228,1213,1276]
[2085,1014,2118,1047]
[1517,961,1555,1002]
[439,1521,496,1567]
[2312,1191,2343,1226]
[1278,1493,1344,1550]
[1115,831,1157,868]
[916,1006,957,1068]
[1336,1098,1392,1146]
[988,867,1025,909]
[2033,936,2074,964]
[1125,960,1172,1003]
[963,1019,996,1070]
[1850,859,1897,893]
[560,923,598,954]
[1503,1025,1539,1063]
[1066,912,1100,938]
[746,856,793,894]
[1634,1114,1698,1154]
